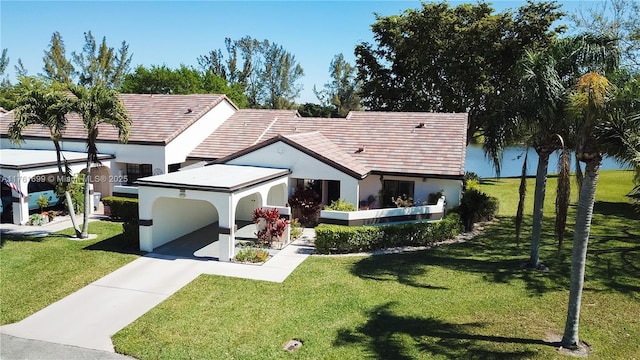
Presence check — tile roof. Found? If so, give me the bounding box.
[188,109,300,159]
[214,132,370,179]
[0,94,232,145]
[195,111,468,177]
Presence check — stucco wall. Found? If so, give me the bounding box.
[165,100,236,165]
[358,174,462,209]
[150,197,219,249]
[225,142,360,205]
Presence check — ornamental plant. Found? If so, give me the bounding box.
[252,208,289,247]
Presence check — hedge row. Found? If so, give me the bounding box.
[102,196,139,221]
[315,213,463,254]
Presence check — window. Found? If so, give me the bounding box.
[382,180,415,207]
[126,164,153,184]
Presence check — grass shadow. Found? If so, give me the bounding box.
[83,233,145,255]
[333,302,551,359]
[594,201,639,218]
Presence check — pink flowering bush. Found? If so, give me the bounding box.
[252,208,289,247]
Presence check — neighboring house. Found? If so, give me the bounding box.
[1,93,468,262]
[1,94,237,196]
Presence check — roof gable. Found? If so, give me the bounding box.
[214,132,370,179]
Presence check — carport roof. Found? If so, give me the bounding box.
[0,149,114,170]
[136,164,290,192]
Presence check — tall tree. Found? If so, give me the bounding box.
[72,31,132,88]
[120,64,248,107]
[42,32,74,84]
[0,49,9,83]
[573,0,640,71]
[8,78,82,236]
[261,42,304,109]
[314,53,361,117]
[561,72,640,351]
[355,1,565,144]
[512,34,620,268]
[68,84,131,239]
[199,36,304,109]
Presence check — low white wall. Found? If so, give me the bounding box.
[150,197,219,249]
[320,196,445,224]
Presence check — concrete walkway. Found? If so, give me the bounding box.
[0,220,314,357]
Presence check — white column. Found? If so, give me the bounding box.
[217,195,235,262]
[13,172,29,225]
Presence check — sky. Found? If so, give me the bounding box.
[1,0,602,104]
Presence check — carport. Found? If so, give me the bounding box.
[0,149,114,224]
[136,164,290,261]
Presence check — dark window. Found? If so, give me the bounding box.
[168,163,181,173]
[382,180,415,207]
[327,180,340,204]
[127,164,153,184]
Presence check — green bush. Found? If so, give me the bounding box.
[456,189,499,231]
[234,246,270,263]
[102,196,140,246]
[102,196,139,221]
[324,199,357,212]
[315,214,463,254]
[290,218,303,241]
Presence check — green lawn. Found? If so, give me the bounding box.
[0,221,142,324]
[113,170,640,359]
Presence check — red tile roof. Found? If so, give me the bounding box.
[197,111,468,177]
[0,94,232,145]
[189,109,300,159]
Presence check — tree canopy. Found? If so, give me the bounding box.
[355,0,566,143]
[314,53,361,117]
[120,64,248,108]
[199,36,304,109]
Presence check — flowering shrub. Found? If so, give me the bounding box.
[252,208,289,247]
[288,186,322,226]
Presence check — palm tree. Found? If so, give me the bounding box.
[516,34,620,268]
[561,72,640,350]
[68,84,130,238]
[8,78,82,237]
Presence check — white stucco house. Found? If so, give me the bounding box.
[1,93,467,261]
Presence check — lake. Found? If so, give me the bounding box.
[465,145,628,178]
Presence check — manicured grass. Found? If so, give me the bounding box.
[113,170,639,359]
[0,221,142,324]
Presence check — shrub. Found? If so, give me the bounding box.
[102,196,140,246]
[36,195,49,212]
[427,190,444,204]
[252,208,289,247]
[28,213,46,226]
[63,173,85,214]
[456,189,499,231]
[288,186,323,226]
[465,178,481,191]
[325,199,357,212]
[234,245,270,263]
[392,194,414,207]
[290,218,303,241]
[102,196,139,221]
[315,214,463,254]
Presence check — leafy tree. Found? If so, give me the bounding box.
[261,42,304,109]
[71,31,132,88]
[572,0,640,70]
[199,36,304,109]
[0,49,9,84]
[314,53,361,117]
[8,78,82,236]
[561,72,640,351]
[42,32,74,84]
[355,1,565,144]
[68,84,131,238]
[120,64,248,107]
[297,102,332,117]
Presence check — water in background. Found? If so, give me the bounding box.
[465,145,628,178]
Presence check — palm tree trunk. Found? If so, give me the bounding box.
[54,140,81,238]
[561,158,600,350]
[555,149,571,251]
[81,158,91,238]
[515,152,528,245]
[528,149,550,268]
[575,153,584,194]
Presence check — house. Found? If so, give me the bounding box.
[1,94,467,261]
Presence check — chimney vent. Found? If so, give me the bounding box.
[416,122,425,128]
